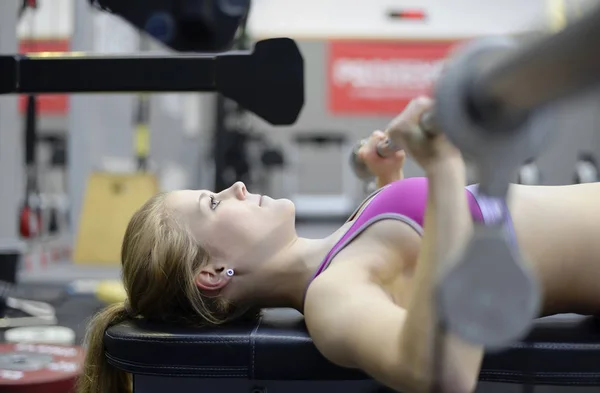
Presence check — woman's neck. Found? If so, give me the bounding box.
[244,223,352,312]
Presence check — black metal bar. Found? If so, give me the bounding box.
[1,54,217,93]
[0,37,305,126]
[473,4,600,123]
[0,56,17,94]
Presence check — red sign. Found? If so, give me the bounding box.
[327,41,458,115]
[18,39,70,115]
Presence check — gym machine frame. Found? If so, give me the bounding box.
[0,37,305,126]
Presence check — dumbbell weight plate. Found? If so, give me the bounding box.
[437,225,541,350]
[0,343,84,393]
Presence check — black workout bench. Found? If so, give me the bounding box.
[105,309,600,392]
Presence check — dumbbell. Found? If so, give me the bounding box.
[348,36,554,350]
[349,110,438,180]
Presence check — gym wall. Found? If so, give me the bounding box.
[248,0,545,39]
[17,0,73,38]
[0,1,21,244]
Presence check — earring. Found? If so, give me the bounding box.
[226,268,235,277]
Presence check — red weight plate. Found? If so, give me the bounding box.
[0,343,85,393]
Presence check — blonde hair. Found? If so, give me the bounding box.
[77,192,258,393]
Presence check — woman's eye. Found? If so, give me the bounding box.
[209,196,221,210]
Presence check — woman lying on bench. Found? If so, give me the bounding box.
[78,97,600,393]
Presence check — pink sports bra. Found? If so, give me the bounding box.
[308,177,489,284]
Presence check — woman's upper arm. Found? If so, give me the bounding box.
[305,280,414,391]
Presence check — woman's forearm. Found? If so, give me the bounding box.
[376,170,404,189]
[399,157,483,393]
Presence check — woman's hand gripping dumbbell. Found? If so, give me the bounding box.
[350,102,440,182]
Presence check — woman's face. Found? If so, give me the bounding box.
[167,182,297,264]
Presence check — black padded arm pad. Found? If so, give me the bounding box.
[104,309,600,386]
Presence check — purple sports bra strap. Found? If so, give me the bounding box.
[302,212,416,308]
[474,193,518,247]
[308,184,392,282]
[310,216,366,280]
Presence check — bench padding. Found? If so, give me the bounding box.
[104,309,600,386]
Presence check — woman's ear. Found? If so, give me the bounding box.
[195,264,231,293]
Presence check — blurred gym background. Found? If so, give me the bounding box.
[0,0,599,392]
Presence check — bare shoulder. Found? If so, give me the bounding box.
[302,217,422,366]
[304,271,406,369]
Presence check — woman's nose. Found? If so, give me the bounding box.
[232,181,247,199]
